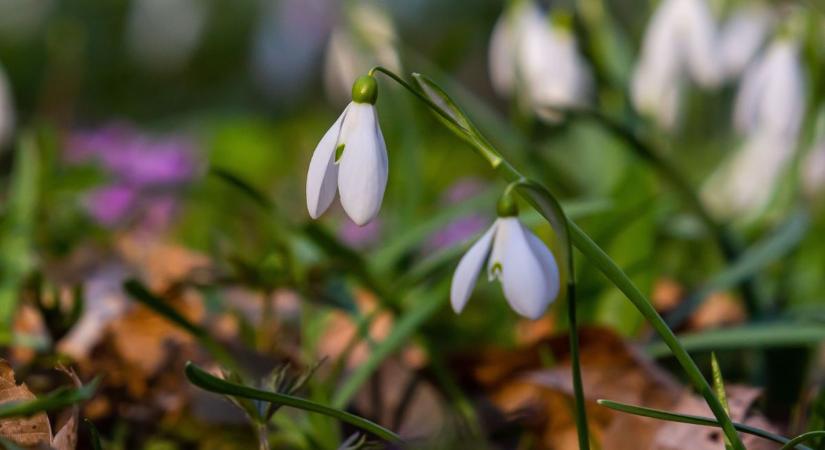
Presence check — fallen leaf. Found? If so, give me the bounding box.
[0,360,52,448]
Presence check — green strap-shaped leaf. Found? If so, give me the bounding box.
[0,379,98,419]
[184,362,402,443]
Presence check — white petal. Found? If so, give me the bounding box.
[679,0,721,87]
[523,225,561,305]
[489,217,552,319]
[719,6,772,78]
[306,104,349,219]
[450,222,497,314]
[337,103,388,226]
[489,8,516,96]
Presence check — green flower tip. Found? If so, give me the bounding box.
[351,75,378,104]
[496,190,519,217]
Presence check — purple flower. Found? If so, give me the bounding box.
[84,185,137,226]
[65,121,199,230]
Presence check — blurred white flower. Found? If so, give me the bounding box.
[126,0,208,73]
[0,63,14,148]
[734,40,805,138]
[631,0,721,130]
[718,5,773,79]
[307,78,387,226]
[323,1,400,104]
[705,39,805,218]
[489,2,591,121]
[705,131,796,216]
[451,217,560,320]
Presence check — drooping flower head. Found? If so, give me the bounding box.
[451,191,560,320]
[631,0,722,130]
[307,74,388,226]
[489,1,592,121]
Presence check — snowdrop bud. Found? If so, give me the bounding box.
[351,75,377,104]
[307,86,388,225]
[451,208,560,320]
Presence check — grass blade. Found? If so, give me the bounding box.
[185,362,402,443]
[597,399,811,450]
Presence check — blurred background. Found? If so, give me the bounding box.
[0,0,824,448]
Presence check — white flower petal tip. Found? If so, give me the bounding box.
[450,217,560,320]
[450,223,498,314]
[489,3,592,117]
[305,102,389,226]
[631,0,724,129]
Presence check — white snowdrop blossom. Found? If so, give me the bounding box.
[306,76,387,226]
[718,5,773,79]
[733,40,805,138]
[324,1,400,104]
[489,2,592,120]
[631,0,721,130]
[451,216,560,320]
[705,39,806,218]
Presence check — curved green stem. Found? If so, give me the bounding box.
[780,431,825,450]
[371,68,745,450]
[185,362,403,444]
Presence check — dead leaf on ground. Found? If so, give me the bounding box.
[0,360,52,448]
[465,327,780,450]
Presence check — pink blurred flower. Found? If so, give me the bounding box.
[65,122,199,230]
[339,218,382,249]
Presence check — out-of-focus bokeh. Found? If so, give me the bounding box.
[0,0,824,448]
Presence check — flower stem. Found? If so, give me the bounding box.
[369,68,745,450]
[567,282,590,450]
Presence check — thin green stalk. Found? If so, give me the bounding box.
[597,399,813,450]
[567,282,590,450]
[368,67,746,450]
[185,363,403,444]
[781,431,825,450]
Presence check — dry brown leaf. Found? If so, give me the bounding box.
[652,386,779,450]
[0,360,52,448]
[50,366,82,450]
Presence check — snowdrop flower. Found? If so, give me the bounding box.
[704,130,796,216]
[631,0,721,129]
[718,5,773,79]
[451,194,560,320]
[324,1,400,104]
[307,75,387,226]
[733,39,805,138]
[489,3,592,120]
